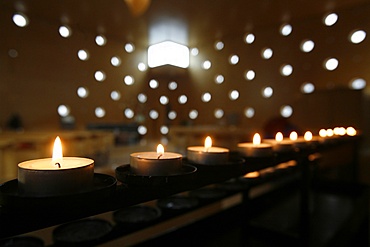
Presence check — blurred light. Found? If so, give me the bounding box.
[78,50,89,61]
[319,129,327,138]
[159,95,169,105]
[301,40,315,52]
[229,90,239,100]
[94,71,106,82]
[262,87,273,98]
[324,13,338,26]
[215,75,224,84]
[191,48,199,56]
[327,129,334,137]
[149,110,159,119]
[160,126,169,135]
[189,110,198,119]
[280,105,293,118]
[301,82,315,94]
[111,91,121,101]
[350,30,366,44]
[77,87,89,98]
[244,33,255,44]
[244,107,255,118]
[125,43,135,53]
[148,41,189,68]
[138,93,147,103]
[350,78,366,90]
[168,81,178,90]
[346,127,357,136]
[214,109,224,119]
[124,108,134,119]
[178,95,187,104]
[58,105,70,117]
[290,131,298,141]
[245,70,255,80]
[124,75,134,85]
[280,64,293,76]
[202,60,212,70]
[13,13,29,27]
[304,131,313,141]
[262,48,273,59]
[201,92,212,102]
[95,107,105,118]
[215,41,224,50]
[138,62,147,71]
[59,25,71,38]
[280,24,292,36]
[149,79,159,89]
[95,35,106,46]
[111,56,121,66]
[229,55,239,65]
[168,111,177,120]
[138,125,147,135]
[324,58,339,71]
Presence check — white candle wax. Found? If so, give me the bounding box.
[18,157,94,196]
[187,146,229,165]
[130,152,182,176]
[18,157,93,170]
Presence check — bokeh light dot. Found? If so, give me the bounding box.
[280,105,293,118]
[215,75,224,84]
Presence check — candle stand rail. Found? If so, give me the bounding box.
[0,136,364,246]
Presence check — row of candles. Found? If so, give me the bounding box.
[16,126,357,196]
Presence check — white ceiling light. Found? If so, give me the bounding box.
[148,41,189,68]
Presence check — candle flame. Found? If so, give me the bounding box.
[326,129,334,137]
[290,131,298,141]
[253,133,261,145]
[346,126,357,136]
[157,144,164,157]
[338,127,346,136]
[319,129,327,138]
[275,132,283,142]
[204,136,212,150]
[304,131,313,141]
[52,136,63,165]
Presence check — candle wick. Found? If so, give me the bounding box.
[55,162,61,168]
[157,154,162,159]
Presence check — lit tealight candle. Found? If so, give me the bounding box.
[187,136,230,165]
[319,128,337,144]
[130,144,182,176]
[304,131,313,141]
[275,132,283,142]
[326,128,334,137]
[319,129,327,138]
[18,136,94,196]
[346,126,357,136]
[293,131,318,149]
[237,133,273,157]
[265,132,294,152]
[334,127,346,136]
[290,131,298,141]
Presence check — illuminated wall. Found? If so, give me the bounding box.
[0,1,369,140]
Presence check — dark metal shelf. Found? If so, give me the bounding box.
[0,136,360,240]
